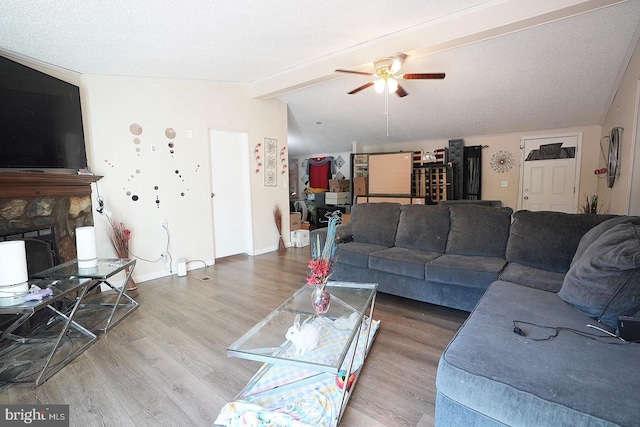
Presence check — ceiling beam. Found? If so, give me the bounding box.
[249,0,627,99]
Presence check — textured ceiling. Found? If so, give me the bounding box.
[1,0,640,156]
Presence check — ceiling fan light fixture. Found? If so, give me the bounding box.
[387,77,398,93]
[374,78,385,93]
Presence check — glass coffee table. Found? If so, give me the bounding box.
[33,258,138,333]
[217,281,378,427]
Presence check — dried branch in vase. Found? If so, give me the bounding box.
[105,214,137,291]
[273,204,286,252]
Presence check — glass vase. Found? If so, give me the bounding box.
[311,285,331,315]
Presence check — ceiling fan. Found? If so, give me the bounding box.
[335,53,445,97]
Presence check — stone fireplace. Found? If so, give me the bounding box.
[0,172,102,270]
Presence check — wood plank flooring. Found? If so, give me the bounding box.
[0,247,468,426]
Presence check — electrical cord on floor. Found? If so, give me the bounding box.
[512,320,629,344]
[186,260,209,269]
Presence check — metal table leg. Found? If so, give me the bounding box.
[34,283,97,386]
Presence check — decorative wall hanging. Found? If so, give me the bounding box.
[280,147,288,175]
[490,150,515,173]
[254,142,262,173]
[264,138,277,187]
[600,127,623,188]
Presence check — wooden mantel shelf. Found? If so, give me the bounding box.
[0,172,102,198]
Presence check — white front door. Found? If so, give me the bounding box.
[520,135,580,213]
[210,129,252,258]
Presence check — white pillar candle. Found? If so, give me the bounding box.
[0,240,29,296]
[76,226,98,268]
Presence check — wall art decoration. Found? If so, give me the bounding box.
[280,147,288,175]
[490,150,515,173]
[264,138,277,187]
[254,142,262,173]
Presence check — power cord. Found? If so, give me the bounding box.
[186,260,209,269]
[512,320,629,344]
[92,182,173,272]
[162,223,172,273]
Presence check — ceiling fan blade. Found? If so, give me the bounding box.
[401,73,446,80]
[390,53,408,74]
[396,84,408,98]
[348,81,374,94]
[335,69,374,76]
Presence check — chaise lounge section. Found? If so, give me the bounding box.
[313,203,640,425]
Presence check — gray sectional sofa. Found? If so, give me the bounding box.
[312,203,640,425]
[328,202,514,312]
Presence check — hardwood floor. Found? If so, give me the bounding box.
[0,247,468,426]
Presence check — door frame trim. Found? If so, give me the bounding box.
[626,79,640,215]
[517,132,583,212]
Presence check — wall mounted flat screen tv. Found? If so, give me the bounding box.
[0,55,87,171]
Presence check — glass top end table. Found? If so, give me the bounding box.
[33,258,138,333]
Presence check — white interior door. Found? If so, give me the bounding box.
[210,129,252,258]
[520,135,580,213]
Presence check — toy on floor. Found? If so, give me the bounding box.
[336,370,355,390]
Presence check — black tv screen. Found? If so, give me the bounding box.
[0,55,87,171]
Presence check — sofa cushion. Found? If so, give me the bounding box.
[350,203,401,246]
[558,223,640,329]
[426,254,507,289]
[394,204,450,252]
[498,262,566,292]
[571,215,639,266]
[335,242,390,268]
[506,210,617,273]
[436,280,640,426]
[445,204,513,257]
[369,247,442,280]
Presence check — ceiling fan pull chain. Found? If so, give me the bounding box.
[385,88,389,136]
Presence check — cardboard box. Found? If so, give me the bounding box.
[301,221,310,230]
[290,230,310,247]
[289,212,301,230]
[329,179,350,192]
[341,213,351,224]
[325,192,350,205]
[353,176,368,196]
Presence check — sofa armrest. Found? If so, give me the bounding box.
[336,223,353,243]
[309,224,353,250]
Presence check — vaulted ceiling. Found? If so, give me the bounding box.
[1,0,639,156]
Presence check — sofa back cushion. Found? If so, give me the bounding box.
[395,204,450,252]
[506,210,617,273]
[446,204,513,257]
[350,203,402,246]
[571,216,637,266]
[558,223,640,330]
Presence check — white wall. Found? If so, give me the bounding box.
[599,36,640,214]
[81,75,288,283]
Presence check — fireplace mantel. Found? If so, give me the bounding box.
[0,172,102,197]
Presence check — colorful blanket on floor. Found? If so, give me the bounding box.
[215,317,380,427]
